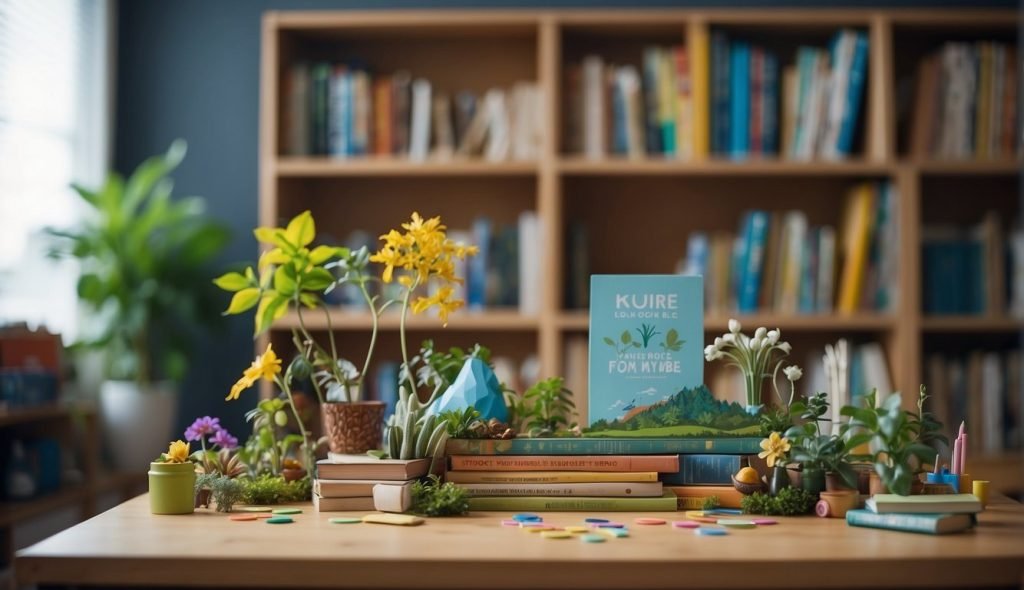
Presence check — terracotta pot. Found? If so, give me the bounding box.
[825,471,856,492]
[321,401,386,454]
[869,472,888,496]
[817,490,859,518]
[282,468,307,483]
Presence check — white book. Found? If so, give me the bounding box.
[859,342,893,398]
[328,69,351,157]
[517,210,541,315]
[455,481,663,497]
[484,89,511,162]
[822,30,856,160]
[797,51,826,159]
[816,225,836,313]
[981,352,1004,453]
[616,66,645,160]
[372,482,413,513]
[939,44,976,159]
[989,45,1005,158]
[510,82,542,161]
[582,55,606,159]
[408,78,432,161]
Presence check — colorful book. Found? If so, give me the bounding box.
[456,481,663,497]
[836,31,869,157]
[467,492,679,512]
[738,210,769,313]
[587,274,704,432]
[837,183,876,313]
[865,494,982,515]
[448,455,679,472]
[318,455,430,481]
[445,437,762,456]
[689,24,710,158]
[445,471,659,484]
[665,484,745,509]
[846,509,976,535]
[642,47,664,155]
[711,31,731,154]
[661,454,743,486]
[729,41,750,158]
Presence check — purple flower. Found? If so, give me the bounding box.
[210,428,238,450]
[184,416,221,442]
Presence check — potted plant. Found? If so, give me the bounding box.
[150,440,196,515]
[704,320,794,414]
[784,392,859,495]
[841,386,948,496]
[49,140,229,472]
[184,416,243,508]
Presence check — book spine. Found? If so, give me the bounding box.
[689,25,710,159]
[749,46,763,157]
[675,45,693,160]
[664,485,744,509]
[448,455,680,472]
[466,493,679,512]
[657,49,677,155]
[729,41,750,158]
[445,471,660,484]
[661,455,743,486]
[445,438,763,456]
[642,47,663,155]
[836,32,869,156]
[846,509,952,535]
[762,52,779,154]
[456,482,664,497]
[738,210,769,313]
[311,63,331,155]
[468,217,491,308]
[711,31,731,155]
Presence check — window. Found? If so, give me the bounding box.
[0,0,111,341]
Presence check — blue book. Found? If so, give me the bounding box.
[587,275,703,431]
[661,454,744,486]
[711,31,731,154]
[642,47,663,155]
[798,228,818,313]
[729,41,750,159]
[846,509,976,535]
[328,68,351,157]
[761,52,779,154]
[681,232,710,277]
[836,32,869,156]
[468,217,491,309]
[738,211,769,314]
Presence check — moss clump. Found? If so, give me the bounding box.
[411,475,469,517]
[240,475,311,505]
[740,487,817,516]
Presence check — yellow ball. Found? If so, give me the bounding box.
[735,467,760,485]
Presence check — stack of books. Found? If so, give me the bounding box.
[286,62,542,161]
[313,454,430,512]
[846,494,982,535]
[909,42,1019,160]
[444,437,761,512]
[681,181,897,315]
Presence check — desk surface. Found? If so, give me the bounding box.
[15,494,1024,589]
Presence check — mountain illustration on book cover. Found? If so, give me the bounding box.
[586,274,759,437]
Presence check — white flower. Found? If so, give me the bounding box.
[749,336,762,351]
[784,365,803,382]
[728,319,741,334]
[767,329,780,345]
[722,333,736,344]
[714,336,723,347]
[704,344,716,357]
[778,341,792,354]
[755,327,767,339]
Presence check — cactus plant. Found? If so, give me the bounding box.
[387,385,449,460]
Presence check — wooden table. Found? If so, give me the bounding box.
[15,494,1024,589]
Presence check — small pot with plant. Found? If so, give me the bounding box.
[840,386,947,496]
[184,416,243,509]
[50,140,229,472]
[784,392,859,496]
[150,440,197,515]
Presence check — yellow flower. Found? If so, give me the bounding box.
[370,212,478,291]
[165,440,190,463]
[226,343,282,401]
[411,285,465,326]
[758,431,791,468]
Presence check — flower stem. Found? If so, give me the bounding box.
[276,374,314,473]
[358,281,380,399]
[399,279,418,399]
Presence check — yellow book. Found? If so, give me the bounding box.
[445,471,659,484]
[976,43,992,159]
[837,184,877,313]
[688,24,710,159]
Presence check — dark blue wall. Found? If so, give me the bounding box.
[114,0,1018,438]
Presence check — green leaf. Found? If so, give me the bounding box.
[665,328,679,344]
[602,337,615,346]
[309,245,344,265]
[213,272,250,292]
[273,265,297,296]
[76,273,104,303]
[225,288,260,315]
[620,330,632,344]
[285,211,315,247]
[302,267,334,291]
[253,227,291,249]
[299,293,320,309]
[255,293,288,334]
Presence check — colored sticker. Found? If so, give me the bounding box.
[672,520,701,529]
[329,517,362,524]
[542,531,573,539]
[694,527,728,536]
[501,519,521,526]
[513,513,542,522]
[229,514,258,522]
[581,534,607,543]
[602,527,629,538]
[634,517,666,525]
[266,516,294,524]
[752,518,778,526]
[272,508,302,515]
[718,519,757,529]
[236,506,273,513]
[584,517,609,523]
[594,522,626,528]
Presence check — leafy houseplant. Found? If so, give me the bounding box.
[841,387,948,496]
[704,320,794,414]
[49,140,229,472]
[783,392,859,494]
[521,378,576,437]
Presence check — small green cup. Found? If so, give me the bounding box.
[149,462,196,515]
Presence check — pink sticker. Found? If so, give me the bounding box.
[634,517,667,525]
[672,520,701,529]
[501,519,520,526]
[752,518,778,525]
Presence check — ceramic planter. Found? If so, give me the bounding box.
[825,471,857,492]
[801,466,826,495]
[101,380,178,472]
[149,462,196,515]
[768,465,791,496]
[321,401,386,454]
[816,490,859,518]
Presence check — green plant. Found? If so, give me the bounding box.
[411,475,470,516]
[704,320,795,409]
[208,476,244,512]
[240,474,311,505]
[603,330,640,356]
[660,328,684,352]
[634,323,661,348]
[440,407,485,439]
[701,495,720,510]
[841,387,948,496]
[759,406,793,437]
[741,487,817,516]
[387,386,449,461]
[48,140,229,384]
[237,398,305,477]
[521,377,576,437]
[784,392,858,489]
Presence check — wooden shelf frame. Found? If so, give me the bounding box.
[259,8,1021,417]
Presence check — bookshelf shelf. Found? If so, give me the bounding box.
[556,311,896,332]
[558,157,894,176]
[275,309,539,332]
[921,315,1024,333]
[275,157,539,177]
[911,159,1023,176]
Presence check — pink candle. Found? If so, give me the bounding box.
[951,438,961,475]
[959,422,968,475]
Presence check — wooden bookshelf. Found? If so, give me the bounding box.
[260,8,1022,492]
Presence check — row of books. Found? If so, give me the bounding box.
[847,494,981,535]
[313,454,429,512]
[681,181,897,315]
[921,213,1024,316]
[285,62,543,161]
[909,42,1020,160]
[443,437,762,511]
[325,212,542,315]
[926,349,1024,454]
[713,28,867,160]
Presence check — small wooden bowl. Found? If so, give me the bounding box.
[732,474,765,495]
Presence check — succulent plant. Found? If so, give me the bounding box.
[387,385,448,460]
